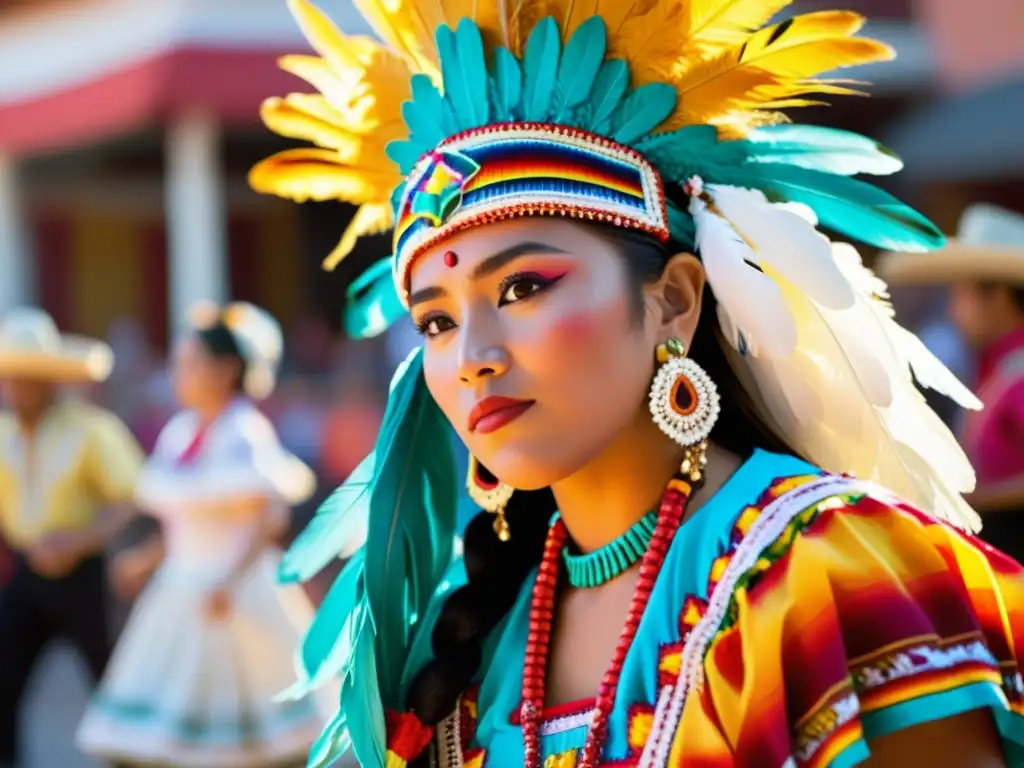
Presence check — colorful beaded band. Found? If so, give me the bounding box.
[392,122,670,307]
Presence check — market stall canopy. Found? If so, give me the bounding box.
[0,0,370,156]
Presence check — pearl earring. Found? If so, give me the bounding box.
[648,337,720,483]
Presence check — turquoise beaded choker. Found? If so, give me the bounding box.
[561,511,659,588]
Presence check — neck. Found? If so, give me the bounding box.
[196,394,235,425]
[551,412,682,554]
[15,399,56,435]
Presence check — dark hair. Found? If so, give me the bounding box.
[196,323,247,394]
[404,221,795,755]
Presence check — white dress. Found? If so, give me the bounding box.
[77,400,330,767]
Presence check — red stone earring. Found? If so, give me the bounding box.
[649,337,720,483]
[466,455,513,541]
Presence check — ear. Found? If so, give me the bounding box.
[643,252,705,347]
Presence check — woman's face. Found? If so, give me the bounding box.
[172,335,238,410]
[409,218,677,490]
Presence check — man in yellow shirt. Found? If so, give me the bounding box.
[0,307,143,767]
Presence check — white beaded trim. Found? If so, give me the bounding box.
[436,701,462,768]
[638,475,869,767]
[649,357,721,447]
[538,707,596,737]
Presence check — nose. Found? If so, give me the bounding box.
[457,344,510,384]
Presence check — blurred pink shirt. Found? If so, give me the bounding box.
[963,327,1024,484]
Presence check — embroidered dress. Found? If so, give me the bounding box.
[246,1,1013,766]
[405,451,1024,766]
[76,400,328,767]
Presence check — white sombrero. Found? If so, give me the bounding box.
[0,307,114,382]
[188,301,284,400]
[878,203,1024,285]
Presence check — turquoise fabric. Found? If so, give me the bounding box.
[400,449,1024,765]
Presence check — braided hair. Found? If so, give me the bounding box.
[403,219,794,760]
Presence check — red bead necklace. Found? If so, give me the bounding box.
[519,474,692,768]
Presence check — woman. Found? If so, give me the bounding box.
[251,1,1024,766]
[76,302,327,767]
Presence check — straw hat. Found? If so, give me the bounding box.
[0,307,114,382]
[877,203,1024,285]
[188,301,284,400]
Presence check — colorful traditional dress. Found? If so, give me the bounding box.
[396,450,1024,766]
[247,0,1012,766]
[76,399,328,767]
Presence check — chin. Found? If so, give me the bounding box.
[475,441,581,491]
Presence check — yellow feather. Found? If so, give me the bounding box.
[662,12,892,131]
[259,98,401,167]
[323,203,395,270]
[248,148,400,205]
[680,0,795,57]
[349,0,441,78]
[288,0,368,72]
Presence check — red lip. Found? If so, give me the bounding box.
[468,396,535,434]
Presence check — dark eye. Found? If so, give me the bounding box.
[415,314,456,338]
[497,271,565,307]
[499,278,542,305]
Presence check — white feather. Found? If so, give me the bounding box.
[707,184,855,311]
[894,325,983,411]
[691,196,797,359]
[831,242,982,411]
[723,264,979,532]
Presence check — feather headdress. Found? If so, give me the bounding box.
[251,1,980,765]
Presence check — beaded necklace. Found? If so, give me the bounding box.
[561,511,659,588]
[519,473,693,768]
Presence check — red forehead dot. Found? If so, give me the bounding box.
[443,250,459,268]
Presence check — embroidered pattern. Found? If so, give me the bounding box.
[393,123,669,306]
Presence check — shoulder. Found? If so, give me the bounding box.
[218,400,279,445]
[65,403,136,443]
[693,478,1024,767]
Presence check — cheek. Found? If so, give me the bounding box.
[423,351,462,428]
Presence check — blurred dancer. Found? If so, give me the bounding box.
[880,203,1024,558]
[0,307,143,768]
[77,302,327,767]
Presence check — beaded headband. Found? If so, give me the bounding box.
[392,123,669,306]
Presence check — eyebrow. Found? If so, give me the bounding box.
[408,241,569,307]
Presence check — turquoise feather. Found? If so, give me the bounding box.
[457,19,490,126]
[385,140,422,176]
[552,17,607,121]
[278,452,374,583]
[345,637,386,768]
[364,351,456,706]
[521,17,561,121]
[745,125,903,176]
[611,83,677,146]
[490,46,522,122]
[307,712,352,768]
[280,552,366,700]
[436,22,489,131]
[741,164,945,251]
[344,256,406,339]
[586,59,630,134]
[666,203,696,248]
[402,75,451,150]
[390,183,406,218]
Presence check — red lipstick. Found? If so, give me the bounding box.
[468,396,535,434]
